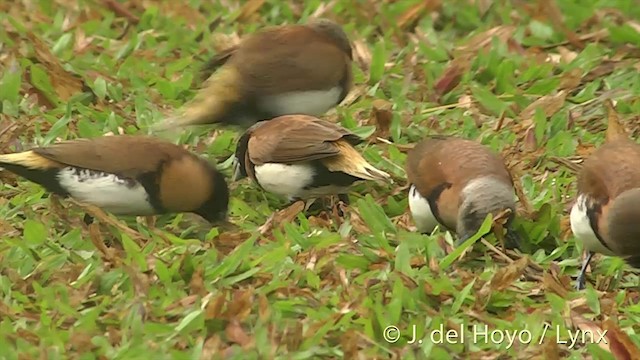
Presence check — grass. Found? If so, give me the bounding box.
[1,0,640,359]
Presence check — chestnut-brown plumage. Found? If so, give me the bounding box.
[152,19,353,131]
[406,136,518,244]
[0,135,229,222]
[232,115,389,203]
[571,137,640,290]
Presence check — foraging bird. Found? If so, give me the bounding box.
[570,137,640,290]
[152,18,353,131]
[405,136,519,245]
[232,114,390,204]
[0,135,229,222]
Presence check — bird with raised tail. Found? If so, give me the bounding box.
[0,135,230,223]
[405,135,520,246]
[152,18,353,131]
[232,114,390,206]
[570,137,640,290]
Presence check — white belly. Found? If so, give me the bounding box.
[259,87,343,116]
[57,167,155,215]
[253,163,349,200]
[570,194,614,256]
[408,184,440,234]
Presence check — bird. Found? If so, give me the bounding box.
[152,18,353,131]
[232,114,390,207]
[570,135,640,290]
[405,135,519,246]
[0,135,230,223]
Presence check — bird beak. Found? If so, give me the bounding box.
[232,157,243,182]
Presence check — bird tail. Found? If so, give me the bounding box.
[150,66,242,132]
[0,151,56,170]
[607,187,640,263]
[323,140,390,182]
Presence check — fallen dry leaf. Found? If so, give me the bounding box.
[583,61,618,82]
[456,25,516,55]
[26,32,88,102]
[605,100,628,143]
[535,0,583,49]
[213,231,252,255]
[603,320,640,360]
[523,125,538,152]
[103,0,139,24]
[570,311,611,353]
[258,200,305,235]
[224,289,253,321]
[368,99,393,141]
[542,270,569,298]
[341,329,360,359]
[201,335,222,360]
[234,0,266,23]
[519,90,567,121]
[225,319,252,347]
[189,267,205,296]
[475,0,494,17]
[558,68,583,91]
[558,46,578,63]
[258,293,270,321]
[487,255,529,291]
[433,60,467,98]
[397,0,441,30]
[352,38,372,72]
[204,292,227,320]
[541,335,562,360]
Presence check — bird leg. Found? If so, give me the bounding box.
[144,215,157,230]
[576,251,594,291]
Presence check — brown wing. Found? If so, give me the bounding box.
[247,115,359,165]
[578,139,640,200]
[231,25,352,95]
[33,135,189,178]
[200,45,239,83]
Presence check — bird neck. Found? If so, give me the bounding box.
[456,176,516,239]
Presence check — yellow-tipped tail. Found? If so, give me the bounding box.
[150,65,242,132]
[0,151,58,170]
[323,140,391,182]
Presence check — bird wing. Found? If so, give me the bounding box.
[246,116,358,165]
[32,136,184,178]
[231,26,351,95]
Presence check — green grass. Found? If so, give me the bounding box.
[2,0,640,359]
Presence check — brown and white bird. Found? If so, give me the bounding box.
[232,115,390,204]
[152,18,353,131]
[0,135,229,222]
[405,136,519,245]
[571,136,640,290]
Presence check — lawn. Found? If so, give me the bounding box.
[1,0,640,359]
